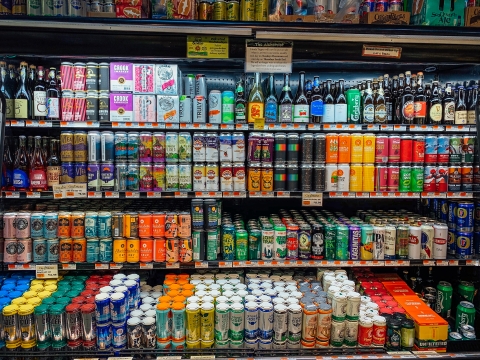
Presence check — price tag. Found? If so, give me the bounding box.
[4,191,20,198]
[147,192,162,198]
[235,124,249,130]
[164,123,179,129]
[26,120,53,127]
[190,356,215,360]
[104,191,120,198]
[9,120,25,127]
[26,192,41,198]
[125,191,140,198]
[110,263,123,270]
[276,191,290,197]
[421,192,446,199]
[218,261,232,268]
[108,357,133,360]
[60,121,99,128]
[88,192,103,198]
[195,262,209,268]
[385,260,410,266]
[308,124,321,131]
[381,125,394,131]
[95,263,109,270]
[53,184,87,199]
[62,264,76,270]
[139,263,153,269]
[366,124,379,131]
[394,125,406,132]
[195,192,222,198]
[329,192,356,198]
[410,125,431,131]
[371,260,384,267]
[232,261,243,267]
[436,260,449,266]
[302,192,323,206]
[465,260,478,266]
[157,357,182,360]
[356,192,370,198]
[138,122,159,128]
[448,260,459,266]
[431,125,443,131]
[254,118,265,130]
[187,35,229,59]
[423,260,435,266]
[174,192,188,198]
[222,191,246,198]
[447,192,473,198]
[166,262,180,268]
[36,264,59,279]
[245,40,292,74]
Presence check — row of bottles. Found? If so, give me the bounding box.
[236,72,479,125]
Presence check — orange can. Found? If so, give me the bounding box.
[325,133,339,163]
[72,238,86,263]
[140,238,154,263]
[261,164,273,192]
[362,164,375,192]
[338,134,351,164]
[179,238,193,263]
[138,212,153,238]
[127,238,140,263]
[152,212,166,238]
[350,134,364,163]
[113,238,127,263]
[165,212,178,239]
[154,238,166,262]
[248,164,261,191]
[58,211,71,238]
[166,238,179,263]
[363,134,376,163]
[71,211,85,239]
[349,164,363,192]
[177,212,191,238]
[59,238,73,263]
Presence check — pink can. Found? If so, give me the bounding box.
[153,132,166,162]
[387,166,399,192]
[3,212,17,239]
[375,135,389,163]
[3,238,17,264]
[15,212,31,239]
[16,239,32,264]
[0,238,4,262]
[73,62,86,91]
[388,135,401,163]
[374,165,388,192]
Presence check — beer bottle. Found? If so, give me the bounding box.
[334,79,347,123]
[0,62,13,120]
[293,71,309,123]
[384,75,392,123]
[310,76,323,123]
[28,65,36,94]
[363,80,374,124]
[425,83,432,101]
[414,72,427,124]
[264,73,278,123]
[395,74,405,123]
[234,76,247,124]
[33,66,47,121]
[29,136,48,192]
[47,139,61,189]
[323,79,335,123]
[2,137,13,190]
[41,136,49,163]
[411,73,417,95]
[27,136,34,164]
[455,85,467,124]
[400,71,414,124]
[372,78,379,95]
[428,81,443,124]
[305,79,312,103]
[467,84,477,125]
[278,73,293,123]
[391,75,399,123]
[14,62,31,120]
[46,67,60,120]
[443,83,455,124]
[374,80,387,123]
[13,135,30,190]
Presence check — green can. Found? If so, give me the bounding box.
[435,281,453,319]
[410,166,424,192]
[400,319,415,350]
[213,0,226,19]
[449,332,463,341]
[449,136,462,164]
[324,223,336,260]
[462,136,475,163]
[235,229,248,261]
[222,91,235,124]
[226,0,239,20]
[274,224,287,259]
[221,225,235,261]
[458,281,475,302]
[192,230,204,261]
[248,229,261,260]
[395,224,409,259]
[335,224,349,260]
[455,301,476,331]
[346,88,362,124]
[206,229,218,261]
[399,166,412,192]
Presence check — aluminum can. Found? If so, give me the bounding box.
[425,135,438,164]
[180,95,193,123]
[259,302,274,340]
[373,225,385,260]
[384,224,396,259]
[287,304,302,343]
[433,223,448,259]
[456,231,473,259]
[348,225,361,260]
[193,95,207,123]
[457,202,474,232]
[330,320,345,347]
[244,301,259,340]
[229,302,244,341]
[421,224,434,259]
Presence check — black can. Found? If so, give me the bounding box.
[287,133,299,163]
[86,62,99,91]
[112,212,124,238]
[386,318,401,351]
[313,163,326,191]
[274,133,287,162]
[301,163,313,191]
[287,164,299,191]
[311,223,324,259]
[274,163,286,191]
[98,62,110,92]
[99,92,110,121]
[86,92,99,121]
[314,134,326,163]
[300,133,314,162]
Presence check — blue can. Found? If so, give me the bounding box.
[96,322,112,350]
[127,132,139,161]
[114,132,128,161]
[75,162,88,183]
[448,201,457,229]
[375,0,388,11]
[123,280,138,309]
[47,239,59,263]
[87,162,101,191]
[8,291,23,299]
[87,239,100,263]
[33,239,47,262]
[101,131,115,162]
[44,212,58,239]
[110,292,127,324]
[95,293,111,323]
[112,321,127,349]
[31,213,45,239]
[88,131,101,162]
[115,163,128,191]
[61,162,75,184]
[100,162,115,191]
[85,212,98,238]
[244,302,259,340]
[457,202,474,232]
[456,231,473,259]
[115,286,130,307]
[348,225,361,260]
[97,212,112,238]
[359,0,375,15]
[433,198,440,220]
[474,232,480,258]
[440,200,448,223]
[99,238,113,263]
[1,284,15,292]
[437,135,450,163]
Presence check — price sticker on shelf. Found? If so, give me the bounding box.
[26,192,41,198]
[36,264,59,279]
[174,192,188,198]
[166,262,180,269]
[195,262,209,268]
[125,191,140,198]
[110,263,123,270]
[53,184,87,199]
[302,192,323,206]
[3,191,20,198]
[88,192,103,198]
[147,192,162,198]
[218,261,232,268]
[95,263,109,270]
[139,263,153,269]
[62,264,77,270]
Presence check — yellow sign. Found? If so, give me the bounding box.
[187,36,229,59]
[254,117,265,130]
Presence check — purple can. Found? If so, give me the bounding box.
[61,162,75,184]
[139,164,153,192]
[248,132,262,162]
[153,132,166,162]
[375,0,388,11]
[88,163,101,191]
[262,133,274,163]
[75,162,88,183]
[348,225,361,260]
[388,0,403,10]
[100,162,115,191]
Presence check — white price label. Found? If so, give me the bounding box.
[235,124,248,130]
[276,191,290,197]
[88,192,103,198]
[110,263,123,270]
[174,192,188,198]
[307,124,321,131]
[195,262,209,268]
[60,121,99,128]
[166,262,180,268]
[302,192,323,206]
[26,192,41,198]
[218,261,233,268]
[36,264,59,279]
[147,192,162,198]
[436,260,449,266]
[139,263,153,269]
[104,191,120,198]
[62,264,77,270]
[4,191,20,198]
[53,184,87,199]
[95,263,109,270]
[125,191,140,198]
[9,120,25,127]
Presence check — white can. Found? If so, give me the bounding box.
[373,224,385,260]
[232,132,246,162]
[287,304,302,343]
[301,303,318,342]
[344,320,358,346]
[244,301,259,340]
[325,164,338,191]
[258,338,272,350]
[205,133,219,162]
[193,95,206,123]
[408,225,421,259]
[233,163,246,191]
[244,338,258,349]
[192,132,206,162]
[330,320,345,346]
[326,286,340,305]
[272,340,287,349]
[273,304,288,342]
[316,303,332,342]
[331,292,347,321]
[346,292,361,321]
[421,224,434,259]
[433,223,448,259]
[179,95,192,123]
[384,224,397,259]
[337,164,350,191]
[208,90,222,124]
[219,132,233,162]
[205,163,219,191]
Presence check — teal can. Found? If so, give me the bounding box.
[85,211,98,238]
[33,238,47,262]
[31,212,45,239]
[248,229,261,260]
[335,224,349,260]
[192,230,204,261]
[156,303,171,340]
[86,238,100,263]
[99,238,113,263]
[47,239,59,263]
[97,211,112,238]
[44,212,58,239]
[207,229,218,261]
[235,229,248,261]
[222,224,236,261]
[324,223,336,260]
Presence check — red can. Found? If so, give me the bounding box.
[388,135,400,163]
[72,296,86,304]
[73,63,86,91]
[3,213,16,239]
[387,166,399,192]
[233,163,246,191]
[138,212,153,238]
[380,308,394,316]
[474,166,480,189]
[412,135,425,163]
[74,93,86,121]
[436,165,448,192]
[375,135,389,163]
[65,303,83,341]
[392,307,405,314]
[386,300,398,308]
[61,92,75,122]
[374,165,388,192]
[286,224,299,260]
[140,238,154,263]
[358,318,374,346]
[399,135,413,163]
[60,62,74,91]
[423,166,437,192]
[372,317,387,346]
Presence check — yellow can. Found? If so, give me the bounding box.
[36,291,52,300]
[213,0,226,20]
[186,303,201,342]
[23,291,37,299]
[123,212,139,239]
[349,164,363,192]
[18,304,35,346]
[186,340,201,349]
[362,164,375,192]
[3,304,20,345]
[27,297,42,307]
[200,340,215,348]
[240,0,254,20]
[127,238,140,263]
[362,134,376,163]
[113,238,127,263]
[200,302,215,342]
[44,284,57,293]
[254,0,267,21]
[350,133,364,163]
[11,297,27,306]
[261,164,273,192]
[226,0,239,20]
[29,284,44,293]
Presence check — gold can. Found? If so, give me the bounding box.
[362,163,375,192]
[226,0,239,20]
[240,0,254,20]
[349,164,363,192]
[113,238,127,263]
[247,162,261,191]
[213,0,226,19]
[254,0,267,21]
[123,212,139,239]
[127,238,140,263]
[198,1,212,20]
[261,164,273,192]
[73,131,88,162]
[18,304,35,346]
[3,304,20,346]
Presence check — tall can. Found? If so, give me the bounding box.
[348,225,361,260]
[411,224,424,260]
[433,223,448,260]
[360,224,374,261]
[373,224,385,260]
[244,301,259,340]
[384,224,396,260]
[396,224,410,259]
[425,135,438,164]
[421,224,434,259]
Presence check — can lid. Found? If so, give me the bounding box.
[288,304,302,312]
[274,304,287,312]
[49,304,66,314]
[142,316,155,326]
[156,303,170,311]
[18,304,34,315]
[127,317,141,326]
[66,303,81,312]
[115,286,128,293]
[201,302,214,311]
[80,304,95,313]
[171,302,185,311]
[95,293,110,301]
[34,304,49,314]
[110,293,125,301]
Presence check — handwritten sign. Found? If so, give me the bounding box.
[362,44,402,59]
[245,40,293,73]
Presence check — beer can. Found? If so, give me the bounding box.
[330,320,345,347]
[425,135,438,164]
[388,135,400,163]
[74,162,87,183]
[208,90,222,124]
[412,135,425,163]
[456,231,473,259]
[179,95,193,123]
[375,134,388,163]
[450,136,462,164]
[421,224,434,259]
[396,224,409,259]
[363,134,376,163]
[101,131,115,162]
[433,223,448,259]
[193,95,207,123]
[87,131,101,162]
[437,135,449,163]
[399,135,413,163]
[205,163,219,191]
[362,164,375,192]
[461,166,473,191]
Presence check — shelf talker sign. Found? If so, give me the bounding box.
[187,36,229,59]
[245,40,293,74]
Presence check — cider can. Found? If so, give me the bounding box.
[113,238,127,263]
[72,238,86,262]
[350,134,363,163]
[59,238,73,263]
[363,134,376,163]
[126,238,140,263]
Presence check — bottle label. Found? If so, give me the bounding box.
[30,169,47,189]
[467,110,476,124]
[386,102,392,122]
[47,97,60,119]
[279,104,292,123]
[429,104,442,122]
[293,104,309,123]
[374,104,387,123]
[444,101,455,122]
[13,168,29,188]
[402,100,414,121]
[5,99,13,119]
[14,99,28,119]
[47,166,61,187]
[334,103,347,123]
[311,99,324,117]
[265,101,278,123]
[235,104,246,122]
[248,102,264,123]
[33,91,48,117]
[414,101,426,118]
[323,104,335,123]
[363,104,374,123]
[455,110,467,125]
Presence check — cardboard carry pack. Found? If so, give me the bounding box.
[360,10,410,24]
[409,0,465,25]
[465,6,480,26]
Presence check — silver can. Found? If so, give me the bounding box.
[258,338,272,349]
[214,303,230,342]
[330,320,345,347]
[208,90,222,124]
[115,163,128,191]
[179,95,192,123]
[331,292,347,322]
[421,224,434,259]
[87,131,101,162]
[344,320,358,347]
[346,292,361,321]
[27,0,42,15]
[287,304,302,343]
[195,74,207,97]
[103,1,115,12]
[193,95,206,123]
[184,75,196,98]
[258,302,274,340]
[316,303,332,342]
[373,224,385,260]
[384,224,396,259]
[89,1,102,11]
[273,304,288,342]
[53,0,67,15]
[68,0,83,16]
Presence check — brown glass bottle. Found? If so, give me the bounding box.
[47,139,61,189]
[46,68,60,120]
[363,80,374,123]
[455,86,467,125]
[400,71,414,124]
[33,66,47,120]
[374,80,387,123]
[414,72,427,124]
[443,83,455,125]
[428,81,443,124]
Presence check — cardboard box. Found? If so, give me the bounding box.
[278,14,359,23]
[360,11,410,24]
[87,11,116,17]
[110,62,133,92]
[382,282,418,297]
[409,0,465,25]
[464,6,480,26]
[155,65,181,95]
[110,93,134,122]
[375,273,403,281]
[134,64,155,94]
[157,95,179,123]
[151,0,168,19]
[134,95,156,122]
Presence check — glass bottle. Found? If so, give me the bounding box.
[234,76,247,124]
[391,75,399,124]
[33,66,47,120]
[42,136,49,163]
[384,75,392,123]
[29,136,48,191]
[13,135,30,190]
[414,72,427,125]
[2,137,13,190]
[395,74,405,123]
[247,72,264,123]
[428,81,443,124]
[278,73,294,123]
[455,86,467,125]
[264,73,278,123]
[334,79,347,123]
[0,61,13,119]
[374,80,387,123]
[310,76,323,123]
[14,61,31,120]
[46,139,61,189]
[46,67,60,120]
[8,64,17,98]
[363,80,374,123]
[467,84,477,125]
[443,83,455,125]
[27,136,34,164]
[293,71,309,123]
[323,80,335,123]
[401,71,414,124]
[28,64,36,94]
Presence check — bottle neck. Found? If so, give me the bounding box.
[298,73,305,93]
[254,73,261,86]
[268,75,275,92]
[50,140,59,157]
[283,74,290,89]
